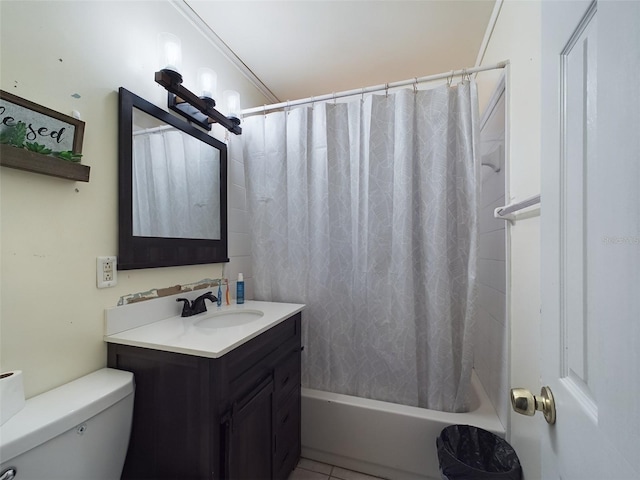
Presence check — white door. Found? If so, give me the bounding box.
[540,1,640,479]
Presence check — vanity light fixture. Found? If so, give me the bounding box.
[155,33,241,135]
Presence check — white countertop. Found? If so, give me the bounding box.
[104,300,304,358]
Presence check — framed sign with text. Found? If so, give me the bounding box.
[0,90,89,182]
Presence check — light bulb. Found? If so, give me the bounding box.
[158,32,182,73]
[197,68,217,99]
[223,90,241,121]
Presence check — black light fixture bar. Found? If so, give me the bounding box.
[154,69,242,135]
[168,93,212,131]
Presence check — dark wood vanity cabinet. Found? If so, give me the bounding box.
[107,313,302,480]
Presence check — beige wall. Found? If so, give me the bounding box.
[0,0,269,398]
[476,1,542,479]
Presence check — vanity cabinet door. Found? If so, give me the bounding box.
[223,375,274,480]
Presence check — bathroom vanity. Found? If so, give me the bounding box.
[104,299,304,480]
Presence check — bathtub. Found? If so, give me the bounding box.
[301,370,504,480]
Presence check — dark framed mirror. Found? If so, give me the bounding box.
[118,87,228,270]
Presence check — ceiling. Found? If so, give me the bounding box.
[184,0,497,104]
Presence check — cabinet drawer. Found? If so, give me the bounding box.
[274,347,301,402]
[274,388,301,479]
[227,317,300,407]
[225,314,300,380]
[229,359,272,406]
[275,386,299,430]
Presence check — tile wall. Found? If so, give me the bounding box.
[474,91,508,428]
[226,135,253,299]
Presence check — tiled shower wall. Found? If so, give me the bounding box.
[475,91,508,428]
[226,136,252,299]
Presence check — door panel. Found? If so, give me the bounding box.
[541,1,640,478]
[560,0,597,410]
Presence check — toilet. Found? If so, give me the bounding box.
[0,368,134,480]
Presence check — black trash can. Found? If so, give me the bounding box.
[436,425,522,480]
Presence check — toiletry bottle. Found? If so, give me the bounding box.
[236,273,245,304]
[217,281,222,307]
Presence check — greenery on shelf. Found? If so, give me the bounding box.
[0,121,83,163]
[0,121,27,147]
[51,150,82,162]
[25,141,52,155]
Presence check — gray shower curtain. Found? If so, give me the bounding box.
[241,81,479,412]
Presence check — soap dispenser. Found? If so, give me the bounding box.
[236,273,245,304]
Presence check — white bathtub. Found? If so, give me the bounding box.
[301,370,504,480]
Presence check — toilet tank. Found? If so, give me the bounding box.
[0,368,134,480]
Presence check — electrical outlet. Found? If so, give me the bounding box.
[97,256,117,288]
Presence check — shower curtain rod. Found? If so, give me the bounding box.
[242,60,509,115]
[133,125,175,135]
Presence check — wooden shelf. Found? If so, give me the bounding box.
[0,144,90,182]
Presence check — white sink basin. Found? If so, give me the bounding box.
[194,309,264,329]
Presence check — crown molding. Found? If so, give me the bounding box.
[169,0,280,104]
[475,0,504,68]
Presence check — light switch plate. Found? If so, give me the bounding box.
[97,256,117,288]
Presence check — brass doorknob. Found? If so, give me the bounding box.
[510,386,556,425]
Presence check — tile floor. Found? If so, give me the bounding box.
[288,458,387,480]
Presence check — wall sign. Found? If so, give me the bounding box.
[0,90,89,182]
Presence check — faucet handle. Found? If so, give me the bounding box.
[176,298,193,317]
[190,291,217,315]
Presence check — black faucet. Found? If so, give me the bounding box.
[176,291,218,317]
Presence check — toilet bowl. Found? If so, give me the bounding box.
[0,368,134,480]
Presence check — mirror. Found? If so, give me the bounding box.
[132,107,221,240]
[118,87,228,269]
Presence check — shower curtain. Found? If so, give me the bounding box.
[242,81,479,412]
